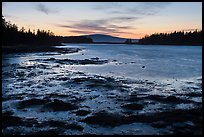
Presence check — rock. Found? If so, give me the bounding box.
[121,103,144,110]
[186,92,201,97]
[16,98,50,109]
[38,120,67,128]
[66,124,84,131]
[146,82,154,85]
[173,122,186,128]
[41,99,78,112]
[31,128,63,135]
[80,110,124,127]
[2,111,23,128]
[74,109,91,116]
[91,57,99,60]
[46,58,55,61]
[151,121,168,128]
[55,58,108,65]
[166,96,178,102]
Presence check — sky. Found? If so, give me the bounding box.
[2,2,202,39]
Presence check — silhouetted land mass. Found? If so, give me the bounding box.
[125,39,132,44]
[60,36,93,43]
[2,16,62,46]
[138,30,202,46]
[2,16,93,53]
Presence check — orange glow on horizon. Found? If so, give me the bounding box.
[49,29,149,39]
[12,19,202,40]
[3,2,202,40]
[13,23,202,40]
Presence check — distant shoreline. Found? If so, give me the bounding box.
[61,42,202,46]
[2,44,80,54]
[2,42,202,54]
[62,42,138,44]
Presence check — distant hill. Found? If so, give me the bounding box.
[82,34,139,43]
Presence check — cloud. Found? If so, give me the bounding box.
[109,16,140,23]
[56,17,137,36]
[69,30,109,35]
[35,3,58,15]
[56,2,171,37]
[94,2,171,17]
[130,2,171,15]
[59,3,171,37]
[58,20,118,34]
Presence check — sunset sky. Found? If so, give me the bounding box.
[2,2,202,39]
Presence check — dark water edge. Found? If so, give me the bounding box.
[2,43,81,54]
[2,46,202,135]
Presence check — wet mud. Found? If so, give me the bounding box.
[2,50,202,135]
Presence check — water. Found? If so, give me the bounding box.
[2,44,202,135]
[57,44,202,79]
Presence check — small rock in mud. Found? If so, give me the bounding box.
[170,89,176,92]
[2,111,23,128]
[16,98,50,109]
[41,99,78,112]
[146,95,162,101]
[31,128,64,135]
[121,103,144,110]
[74,109,91,116]
[2,96,11,101]
[172,122,188,129]
[186,81,194,84]
[54,58,108,65]
[71,77,89,83]
[134,87,151,92]
[80,110,124,127]
[38,120,67,127]
[66,124,84,131]
[22,118,39,127]
[47,93,69,98]
[146,82,154,85]
[165,95,189,103]
[166,96,178,101]
[151,121,168,128]
[185,92,202,97]
[90,57,99,60]
[45,58,56,61]
[57,77,70,81]
[83,90,91,92]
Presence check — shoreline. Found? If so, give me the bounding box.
[2,43,202,135]
[2,43,80,54]
[61,42,202,46]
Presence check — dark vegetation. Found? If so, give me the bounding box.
[124,39,133,44]
[2,16,93,53]
[139,30,202,45]
[2,15,202,53]
[2,16,61,46]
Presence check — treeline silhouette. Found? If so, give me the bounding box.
[2,16,62,46]
[61,36,93,43]
[139,30,202,45]
[2,16,93,47]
